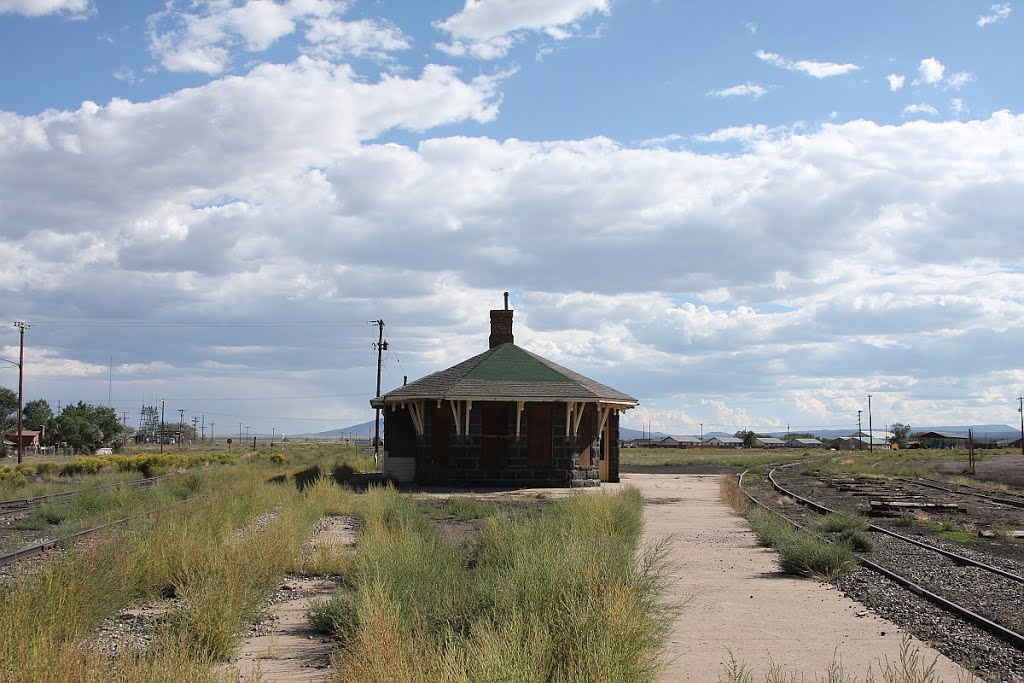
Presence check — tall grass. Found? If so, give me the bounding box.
[315,485,672,683]
[747,508,856,580]
[0,463,356,681]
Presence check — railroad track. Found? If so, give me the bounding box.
[0,493,200,569]
[897,476,1024,510]
[739,465,1024,652]
[0,474,177,520]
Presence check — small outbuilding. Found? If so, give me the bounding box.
[914,431,969,449]
[370,296,638,487]
[754,437,786,449]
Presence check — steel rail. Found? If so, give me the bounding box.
[0,474,177,518]
[743,465,1024,651]
[897,477,1024,509]
[768,467,1024,585]
[0,495,199,568]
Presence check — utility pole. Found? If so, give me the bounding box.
[201,414,205,443]
[120,410,129,427]
[857,410,863,451]
[14,322,29,464]
[271,427,275,448]
[372,319,387,463]
[239,422,243,441]
[178,409,185,445]
[867,394,874,453]
[209,421,215,444]
[160,398,166,454]
[1018,397,1023,457]
[699,422,703,444]
[191,416,199,445]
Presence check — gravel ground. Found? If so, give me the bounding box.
[741,472,1024,683]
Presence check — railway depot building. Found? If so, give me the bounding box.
[370,298,638,487]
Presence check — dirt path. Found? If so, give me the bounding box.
[622,473,972,682]
[230,516,357,682]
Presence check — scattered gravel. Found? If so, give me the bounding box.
[744,470,1024,683]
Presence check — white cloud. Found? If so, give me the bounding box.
[744,21,757,34]
[903,103,939,117]
[148,0,366,74]
[4,48,1024,431]
[977,3,1012,26]
[433,0,611,60]
[706,82,767,99]
[886,73,905,91]
[946,71,975,89]
[915,58,974,91]
[304,16,410,60]
[951,97,966,115]
[918,57,945,84]
[0,0,91,16]
[755,49,859,78]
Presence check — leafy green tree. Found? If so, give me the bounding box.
[734,429,758,447]
[49,402,122,453]
[890,423,912,448]
[22,399,53,435]
[0,386,17,433]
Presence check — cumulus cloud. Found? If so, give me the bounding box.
[755,49,859,78]
[303,16,411,60]
[903,103,939,117]
[0,0,91,16]
[887,73,905,91]
[915,57,974,91]
[706,82,767,99]
[917,57,945,84]
[433,0,611,60]
[977,3,1012,26]
[148,0,403,74]
[4,56,1024,430]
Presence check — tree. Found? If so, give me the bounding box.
[22,399,53,435]
[0,386,17,434]
[734,429,757,448]
[48,402,122,454]
[890,423,912,448]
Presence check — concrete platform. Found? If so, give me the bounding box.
[622,473,972,682]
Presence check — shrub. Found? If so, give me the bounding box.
[818,510,870,534]
[270,452,286,464]
[34,461,61,477]
[837,529,875,553]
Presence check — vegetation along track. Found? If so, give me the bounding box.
[0,474,176,520]
[740,464,1024,682]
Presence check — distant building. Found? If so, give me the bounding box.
[914,431,969,449]
[657,435,702,448]
[836,435,891,451]
[705,436,743,448]
[754,437,786,449]
[2,429,41,452]
[786,437,824,448]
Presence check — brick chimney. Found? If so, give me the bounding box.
[489,292,514,348]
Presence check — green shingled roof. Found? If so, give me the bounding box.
[465,343,573,383]
[373,343,637,405]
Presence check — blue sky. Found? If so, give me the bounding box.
[1,0,1022,437]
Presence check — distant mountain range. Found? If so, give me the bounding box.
[300,422,1020,441]
[621,425,1020,441]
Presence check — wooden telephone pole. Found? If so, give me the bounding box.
[373,320,387,463]
[14,322,29,464]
